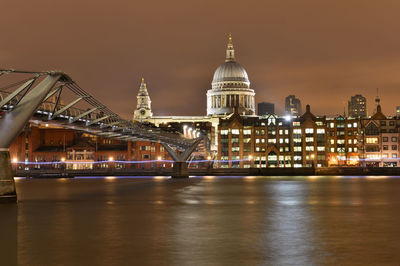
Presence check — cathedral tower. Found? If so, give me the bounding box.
[133,78,153,121]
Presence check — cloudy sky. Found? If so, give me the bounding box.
[2,0,400,118]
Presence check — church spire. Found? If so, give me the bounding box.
[225,33,235,62]
[133,77,152,121]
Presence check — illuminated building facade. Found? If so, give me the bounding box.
[359,104,400,167]
[217,105,329,168]
[9,123,172,170]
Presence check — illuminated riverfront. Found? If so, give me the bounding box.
[2,0,400,265]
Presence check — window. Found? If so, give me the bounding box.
[285,138,289,143]
[261,138,265,143]
[380,121,386,126]
[337,139,345,144]
[232,129,240,135]
[293,129,302,134]
[393,154,398,158]
[305,128,314,134]
[389,121,395,126]
[392,145,398,150]
[330,139,335,144]
[382,153,389,158]
[294,146,302,152]
[354,147,358,152]
[243,138,251,143]
[347,123,352,128]
[221,130,229,135]
[285,130,289,135]
[256,147,260,151]
[279,138,283,144]
[317,146,325,151]
[365,137,378,144]
[317,128,325,134]
[348,147,352,152]
[243,129,252,135]
[293,122,300,126]
[306,137,314,142]
[268,139,276,143]
[330,123,335,128]
[279,130,283,134]
[353,122,358,128]
[383,137,388,142]
[392,137,398,142]
[232,147,240,152]
[294,138,302,143]
[256,138,260,144]
[294,156,302,161]
[354,139,358,144]
[348,139,352,144]
[383,145,388,150]
[330,148,335,152]
[305,146,314,151]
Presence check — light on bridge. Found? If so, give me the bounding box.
[108,157,114,162]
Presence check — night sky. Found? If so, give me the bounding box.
[2,0,400,118]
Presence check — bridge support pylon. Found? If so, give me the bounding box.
[162,138,203,179]
[0,150,17,203]
[0,74,62,202]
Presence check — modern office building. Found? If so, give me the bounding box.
[285,95,302,116]
[257,102,275,116]
[348,94,367,118]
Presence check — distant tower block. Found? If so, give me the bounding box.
[285,95,302,116]
[133,77,153,121]
[348,94,367,118]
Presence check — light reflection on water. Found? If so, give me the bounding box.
[3,176,400,265]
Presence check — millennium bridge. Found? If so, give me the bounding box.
[0,69,202,202]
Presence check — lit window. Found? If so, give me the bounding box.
[232,129,240,135]
[330,123,335,128]
[294,138,302,143]
[221,130,229,135]
[293,129,302,134]
[330,148,335,152]
[353,122,357,127]
[285,138,289,143]
[317,146,325,151]
[347,123,352,128]
[306,137,314,142]
[285,130,289,135]
[305,146,314,151]
[243,129,252,135]
[279,138,283,144]
[305,128,314,134]
[337,139,345,144]
[348,139,352,144]
[330,139,335,144]
[365,137,378,144]
[317,128,325,134]
[256,139,260,144]
[294,146,302,152]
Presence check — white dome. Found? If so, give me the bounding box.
[212,61,249,84]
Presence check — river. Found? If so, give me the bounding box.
[2,176,400,265]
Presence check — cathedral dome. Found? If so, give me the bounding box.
[212,61,249,84]
[207,34,255,116]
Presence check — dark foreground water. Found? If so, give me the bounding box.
[2,176,400,266]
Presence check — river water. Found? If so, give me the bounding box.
[2,176,400,266]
